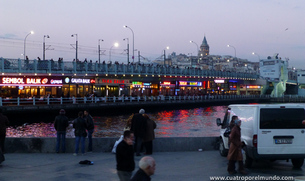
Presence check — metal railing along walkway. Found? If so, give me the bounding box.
[0,95,270,107]
[0,58,259,79]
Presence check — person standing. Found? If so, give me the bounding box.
[227,119,247,175]
[73,111,87,156]
[116,130,135,181]
[131,109,147,156]
[0,108,9,153]
[143,114,156,155]
[130,156,156,181]
[54,109,69,153]
[84,110,94,152]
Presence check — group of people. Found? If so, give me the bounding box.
[115,109,157,180]
[54,109,94,155]
[129,109,157,156]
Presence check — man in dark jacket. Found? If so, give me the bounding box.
[143,114,156,155]
[131,109,147,156]
[0,108,9,153]
[116,130,135,181]
[73,111,87,155]
[54,109,69,153]
[130,156,156,181]
[84,110,94,152]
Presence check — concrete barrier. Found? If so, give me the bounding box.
[5,137,220,153]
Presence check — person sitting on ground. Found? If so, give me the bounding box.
[130,156,156,181]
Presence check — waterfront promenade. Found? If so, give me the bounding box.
[0,151,301,181]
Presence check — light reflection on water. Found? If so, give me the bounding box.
[6,106,227,138]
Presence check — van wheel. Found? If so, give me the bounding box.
[242,148,253,168]
[292,158,304,168]
[219,139,228,157]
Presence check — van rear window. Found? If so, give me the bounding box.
[260,108,305,129]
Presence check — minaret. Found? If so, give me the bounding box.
[198,36,209,57]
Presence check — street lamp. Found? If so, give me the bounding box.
[109,42,119,62]
[164,46,169,65]
[24,31,34,60]
[123,38,129,64]
[190,40,199,55]
[190,40,199,65]
[252,52,261,61]
[227,44,236,58]
[43,35,50,60]
[98,39,104,64]
[71,34,78,61]
[123,25,134,63]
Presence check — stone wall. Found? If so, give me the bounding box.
[5,137,220,153]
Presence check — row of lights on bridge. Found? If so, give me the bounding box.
[0,72,256,81]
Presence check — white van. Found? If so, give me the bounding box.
[216,103,305,168]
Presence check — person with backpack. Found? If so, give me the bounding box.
[84,110,94,152]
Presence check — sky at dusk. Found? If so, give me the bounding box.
[1,0,305,68]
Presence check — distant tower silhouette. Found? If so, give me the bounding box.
[198,36,209,58]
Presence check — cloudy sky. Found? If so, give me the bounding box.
[1,0,304,68]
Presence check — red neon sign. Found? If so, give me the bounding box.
[163,82,171,85]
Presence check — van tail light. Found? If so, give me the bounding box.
[253,134,257,148]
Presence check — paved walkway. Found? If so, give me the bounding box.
[0,151,304,181]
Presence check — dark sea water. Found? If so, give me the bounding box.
[6,106,227,138]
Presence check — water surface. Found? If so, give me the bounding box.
[6,106,227,138]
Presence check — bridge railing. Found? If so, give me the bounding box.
[0,58,259,79]
[0,95,270,107]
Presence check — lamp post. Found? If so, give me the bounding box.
[164,46,169,65]
[71,34,78,61]
[252,52,261,61]
[190,41,199,55]
[227,44,236,59]
[109,43,119,62]
[24,31,34,60]
[190,40,199,65]
[123,25,134,63]
[43,35,50,60]
[98,39,104,64]
[123,38,129,64]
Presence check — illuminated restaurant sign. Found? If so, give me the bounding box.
[179,81,202,86]
[50,79,63,84]
[132,81,142,85]
[214,80,225,83]
[160,81,175,87]
[101,79,125,84]
[71,78,90,84]
[1,77,62,86]
[246,85,261,89]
